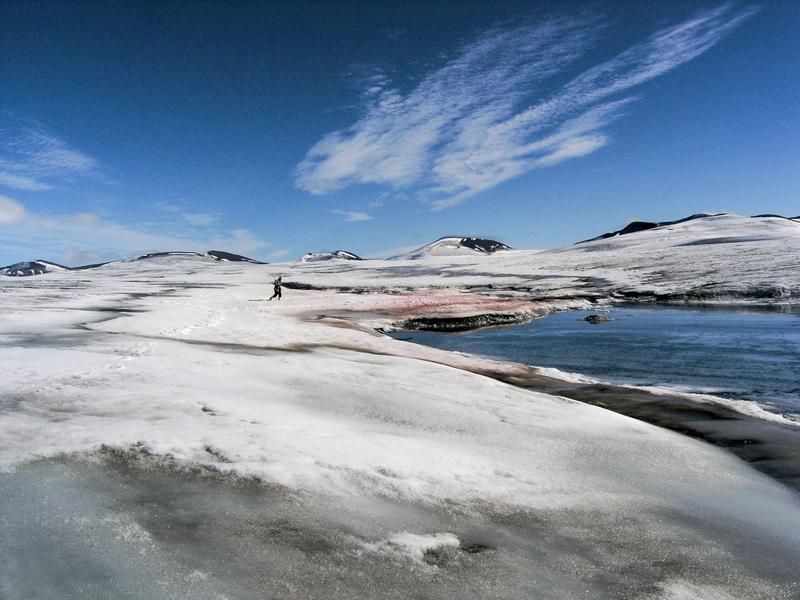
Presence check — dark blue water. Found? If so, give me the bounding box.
[394,305,800,418]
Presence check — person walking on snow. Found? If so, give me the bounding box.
[268,276,282,301]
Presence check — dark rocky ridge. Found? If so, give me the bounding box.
[206,250,264,263]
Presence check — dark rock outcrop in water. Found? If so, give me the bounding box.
[400,312,532,332]
[584,314,613,324]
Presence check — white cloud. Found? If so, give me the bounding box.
[153,202,220,227]
[182,212,219,226]
[62,247,104,266]
[362,243,422,259]
[0,204,271,266]
[296,4,757,209]
[208,229,270,255]
[0,195,26,224]
[9,130,98,173]
[0,172,51,191]
[71,212,102,226]
[0,116,101,191]
[267,249,290,260]
[332,209,373,222]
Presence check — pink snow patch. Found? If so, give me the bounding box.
[369,290,534,318]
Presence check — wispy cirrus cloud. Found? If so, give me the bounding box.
[331,209,373,222]
[296,4,757,210]
[0,114,101,191]
[153,201,221,227]
[0,172,52,191]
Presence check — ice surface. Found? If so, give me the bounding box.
[1,213,800,597]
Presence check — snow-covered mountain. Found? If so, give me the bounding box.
[300,250,362,262]
[578,213,720,243]
[392,237,511,259]
[569,213,800,251]
[579,212,799,243]
[0,260,71,277]
[128,250,264,264]
[1,250,264,276]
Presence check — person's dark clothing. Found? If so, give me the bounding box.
[268,277,282,301]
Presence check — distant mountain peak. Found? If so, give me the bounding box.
[0,260,70,277]
[392,236,511,259]
[301,250,362,262]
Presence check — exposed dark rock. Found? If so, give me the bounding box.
[458,237,511,253]
[1,260,70,277]
[72,261,112,270]
[401,312,531,332]
[1,261,51,276]
[751,214,800,221]
[301,250,362,262]
[422,549,447,566]
[584,314,613,324]
[282,282,325,290]
[392,237,511,259]
[207,250,264,263]
[133,251,205,260]
[460,543,493,554]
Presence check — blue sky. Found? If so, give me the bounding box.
[0,1,798,265]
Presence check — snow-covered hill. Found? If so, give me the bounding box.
[392,236,511,259]
[579,212,799,243]
[300,250,362,262]
[547,213,800,300]
[271,213,799,302]
[0,260,71,277]
[1,249,263,276]
[578,213,721,243]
